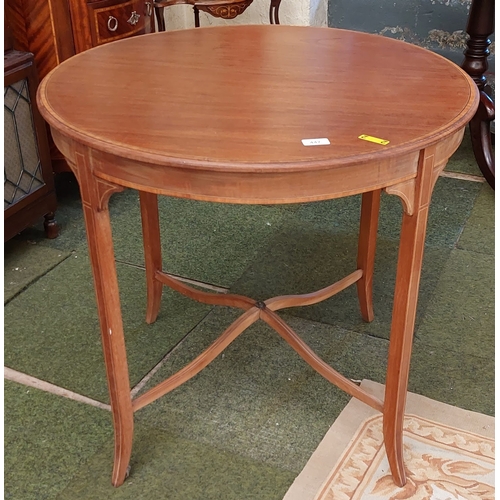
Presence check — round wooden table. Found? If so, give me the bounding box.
[37,25,478,488]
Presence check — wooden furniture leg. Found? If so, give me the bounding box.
[461,0,495,188]
[356,189,381,322]
[139,192,164,324]
[193,5,201,27]
[470,92,495,188]
[43,212,59,239]
[74,150,134,487]
[154,5,166,31]
[269,0,281,24]
[383,146,438,487]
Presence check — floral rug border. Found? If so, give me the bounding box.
[314,414,495,500]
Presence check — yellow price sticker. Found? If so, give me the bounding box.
[358,134,390,146]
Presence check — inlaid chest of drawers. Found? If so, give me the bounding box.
[6,0,154,172]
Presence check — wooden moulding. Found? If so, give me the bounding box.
[49,127,465,209]
[48,134,419,204]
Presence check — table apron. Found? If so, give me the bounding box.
[51,127,465,205]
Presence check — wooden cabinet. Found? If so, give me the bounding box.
[4,50,58,240]
[87,0,153,47]
[5,0,154,172]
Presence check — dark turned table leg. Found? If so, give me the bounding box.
[461,0,495,189]
[154,5,166,31]
[269,0,282,24]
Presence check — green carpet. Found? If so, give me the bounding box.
[4,380,113,500]
[56,424,296,500]
[409,338,495,416]
[134,308,387,471]
[4,239,71,303]
[414,249,494,361]
[4,250,213,402]
[110,192,297,287]
[458,183,495,254]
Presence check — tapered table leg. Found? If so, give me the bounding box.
[357,189,381,322]
[154,6,166,32]
[140,192,163,324]
[383,146,438,486]
[74,150,134,487]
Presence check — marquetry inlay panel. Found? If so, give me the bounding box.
[197,0,253,18]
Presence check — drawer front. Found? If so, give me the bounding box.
[88,0,152,46]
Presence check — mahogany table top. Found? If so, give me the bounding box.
[38,25,477,174]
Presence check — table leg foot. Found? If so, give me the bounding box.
[111,431,134,486]
[43,212,59,239]
[140,192,163,324]
[356,189,381,322]
[383,414,407,487]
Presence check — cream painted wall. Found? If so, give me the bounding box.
[161,0,327,31]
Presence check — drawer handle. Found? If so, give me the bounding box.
[145,2,152,16]
[127,11,141,25]
[107,16,118,32]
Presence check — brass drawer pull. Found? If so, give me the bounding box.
[107,16,119,32]
[127,11,141,25]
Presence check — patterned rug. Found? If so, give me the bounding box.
[284,380,494,500]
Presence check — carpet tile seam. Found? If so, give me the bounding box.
[4,252,73,306]
[114,259,230,293]
[451,186,484,251]
[4,367,112,411]
[130,307,216,398]
[439,171,486,183]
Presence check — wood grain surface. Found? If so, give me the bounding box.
[38,25,478,171]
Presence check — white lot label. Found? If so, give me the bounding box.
[301,138,330,146]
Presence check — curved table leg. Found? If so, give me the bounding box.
[269,0,281,24]
[139,192,164,323]
[461,0,494,189]
[74,150,134,487]
[383,146,438,487]
[469,91,495,188]
[356,189,381,322]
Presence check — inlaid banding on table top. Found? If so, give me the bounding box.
[38,26,478,170]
